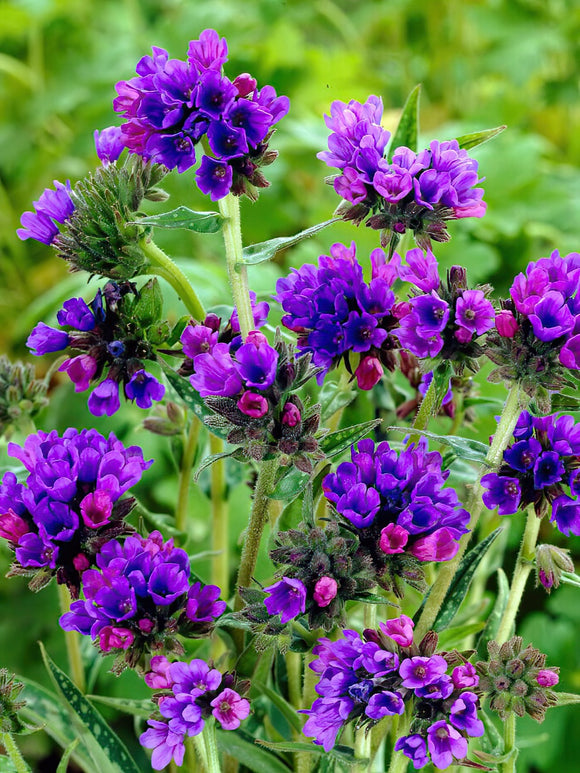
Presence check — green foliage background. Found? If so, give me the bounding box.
[0,0,579,770]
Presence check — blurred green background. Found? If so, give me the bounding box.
[1,0,579,770]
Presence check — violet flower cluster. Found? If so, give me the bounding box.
[318,96,485,249]
[60,531,226,668]
[140,656,250,769]
[0,428,151,596]
[27,280,166,417]
[17,180,75,246]
[488,249,580,394]
[393,250,495,370]
[274,241,399,389]
[114,29,289,200]
[302,614,483,770]
[323,438,470,594]
[481,410,580,537]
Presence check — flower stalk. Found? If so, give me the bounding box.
[57,584,86,692]
[0,733,30,773]
[210,433,229,597]
[175,418,202,536]
[218,193,254,340]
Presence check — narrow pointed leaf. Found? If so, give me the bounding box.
[477,568,509,658]
[216,730,290,773]
[455,125,506,151]
[319,419,381,458]
[555,691,580,706]
[161,361,229,439]
[237,218,339,267]
[134,206,225,233]
[253,681,303,733]
[86,695,155,718]
[256,739,366,767]
[387,84,421,159]
[56,739,79,773]
[389,426,490,465]
[39,643,141,773]
[436,621,486,650]
[194,449,240,482]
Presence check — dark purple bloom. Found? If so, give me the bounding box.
[125,370,165,409]
[80,490,113,529]
[533,451,564,489]
[415,675,454,700]
[57,297,96,331]
[313,576,338,608]
[146,132,196,172]
[211,688,251,730]
[17,180,75,245]
[302,696,354,752]
[528,291,574,342]
[147,563,190,605]
[481,474,521,515]
[207,120,248,159]
[455,289,494,337]
[263,577,306,623]
[169,659,222,697]
[365,691,404,719]
[88,378,121,416]
[181,324,218,358]
[398,248,440,292]
[427,721,468,769]
[551,496,580,536]
[185,582,226,623]
[281,402,301,427]
[412,293,450,335]
[190,343,243,397]
[559,334,580,369]
[237,391,269,418]
[399,655,448,689]
[15,532,58,568]
[448,692,484,737]
[195,156,233,200]
[94,126,125,164]
[394,735,429,770]
[355,355,384,390]
[27,323,70,356]
[187,29,228,72]
[234,332,278,389]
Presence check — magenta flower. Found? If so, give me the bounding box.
[399,655,448,689]
[313,576,338,608]
[379,614,414,648]
[211,688,251,730]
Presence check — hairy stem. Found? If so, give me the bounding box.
[175,418,201,536]
[140,238,206,321]
[415,384,527,641]
[210,433,229,597]
[202,720,221,773]
[57,584,86,692]
[218,193,254,339]
[502,714,517,773]
[1,733,30,773]
[495,507,541,644]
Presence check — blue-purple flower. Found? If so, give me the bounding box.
[263,577,307,623]
[17,180,75,245]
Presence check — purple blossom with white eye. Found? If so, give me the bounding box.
[323,438,469,591]
[482,410,580,536]
[275,242,399,386]
[17,180,75,245]
[0,428,152,596]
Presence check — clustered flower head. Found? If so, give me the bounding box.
[275,241,400,389]
[318,96,485,252]
[187,328,322,472]
[0,356,49,440]
[114,29,289,201]
[17,179,75,246]
[487,250,580,396]
[0,428,151,597]
[0,669,26,735]
[323,438,470,596]
[60,531,226,670]
[27,280,167,417]
[140,655,250,769]
[302,614,484,771]
[481,410,580,537]
[476,636,559,722]
[240,520,375,635]
[534,543,575,593]
[393,252,495,371]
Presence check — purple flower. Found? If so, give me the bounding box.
[455,289,494,337]
[415,675,454,700]
[302,696,354,752]
[355,356,384,390]
[27,323,70,356]
[412,293,450,335]
[80,490,113,528]
[185,582,226,623]
[57,297,96,330]
[146,132,197,172]
[533,451,564,489]
[187,29,228,72]
[528,291,574,342]
[551,496,580,536]
[17,180,75,245]
[88,378,121,416]
[140,719,186,770]
[394,735,429,770]
[234,332,278,389]
[379,615,414,647]
[125,370,165,409]
[559,334,580,369]
[409,528,459,561]
[451,663,479,689]
[281,402,301,427]
[537,669,559,687]
[190,343,243,397]
[495,309,518,338]
[211,688,251,730]
[263,577,306,623]
[237,391,269,418]
[313,576,338,608]
[98,626,134,652]
[379,523,409,554]
[147,563,190,605]
[365,691,405,719]
[448,692,484,737]
[398,248,440,292]
[94,126,125,164]
[481,474,521,515]
[59,355,98,392]
[427,721,468,769]
[399,655,448,689]
[181,324,219,358]
[195,156,233,200]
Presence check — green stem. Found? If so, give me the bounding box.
[354,726,371,772]
[286,652,303,712]
[415,384,527,641]
[202,720,221,773]
[218,194,255,339]
[140,238,206,321]
[502,714,517,773]
[57,584,86,692]
[175,418,202,536]
[210,433,229,598]
[192,733,209,771]
[495,507,541,644]
[387,710,411,773]
[233,459,279,618]
[1,733,30,773]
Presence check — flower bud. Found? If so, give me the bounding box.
[379,523,408,554]
[495,309,519,338]
[237,391,269,418]
[537,669,559,687]
[355,356,383,390]
[535,543,574,592]
[312,576,338,608]
[281,401,301,427]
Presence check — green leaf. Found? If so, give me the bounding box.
[388,84,421,159]
[477,568,510,658]
[354,592,391,605]
[237,219,339,267]
[86,695,155,718]
[39,643,141,773]
[555,691,580,706]
[0,757,18,773]
[269,467,310,501]
[319,419,381,458]
[19,678,95,773]
[194,448,240,482]
[455,125,506,151]
[253,682,303,733]
[56,739,79,773]
[559,571,580,589]
[479,709,504,756]
[216,730,290,773]
[437,621,486,649]
[320,377,358,422]
[388,426,490,465]
[134,206,225,233]
[473,748,516,766]
[132,277,163,326]
[430,528,503,631]
[160,360,229,439]
[256,740,366,767]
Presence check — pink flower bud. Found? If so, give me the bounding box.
[145,655,172,689]
[138,618,155,633]
[379,614,414,647]
[409,527,459,562]
[281,402,301,427]
[452,663,479,689]
[237,391,269,418]
[454,326,473,344]
[80,489,113,529]
[0,509,30,543]
[495,310,518,338]
[72,553,90,572]
[537,669,559,687]
[379,523,408,554]
[98,626,134,653]
[233,73,257,97]
[245,330,268,347]
[355,356,383,390]
[313,576,338,607]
